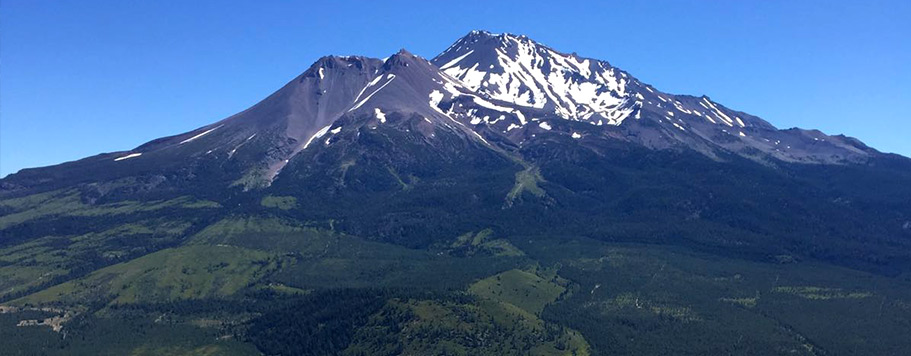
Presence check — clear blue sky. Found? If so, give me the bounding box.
[2,0,909,176]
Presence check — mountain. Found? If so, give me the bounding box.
[432,30,874,163]
[2,31,911,355]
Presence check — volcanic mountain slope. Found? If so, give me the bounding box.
[2,31,878,195]
[1,31,911,355]
[2,51,488,193]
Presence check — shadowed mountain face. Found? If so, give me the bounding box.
[2,30,911,355]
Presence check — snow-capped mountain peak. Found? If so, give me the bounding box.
[429,31,874,164]
[433,30,637,126]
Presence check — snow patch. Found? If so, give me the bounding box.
[438,50,474,69]
[114,152,141,161]
[429,90,445,108]
[428,90,490,145]
[303,125,332,150]
[180,125,223,144]
[350,74,396,111]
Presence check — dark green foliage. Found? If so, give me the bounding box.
[268,124,521,248]
[506,140,911,275]
[519,236,911,356]
[245,289,390,356]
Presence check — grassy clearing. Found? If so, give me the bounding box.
[469,268,565,315]
[772,286,873,300]
[506,166,546,204]
[0,189,71,211]
[345,298,590,356]
[0,190,84,229]
[450,228,525,257]
[188,217,527,291]
[0,265,68,300]
[260,195,297,210]
[0,219,194,301]
[189,216,308,248]
[14,245,278,305]
[189,216,367,255]
[230,169,270,190]
[258,282,310,296]
[0,190,219,229]
[596,292,703,322]
[719,294,760,308]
